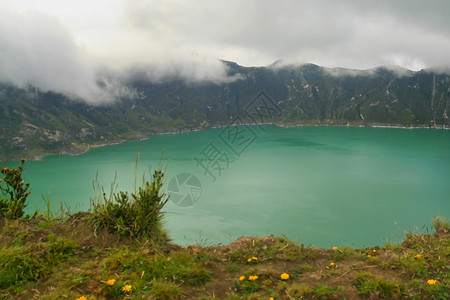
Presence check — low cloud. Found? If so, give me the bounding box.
[0,9,239,104]
[127,55,243,84]
[323,65,415,78]
[0,10,106,103]
[1,1,450,103]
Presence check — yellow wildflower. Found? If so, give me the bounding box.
[106,279,116,286]
[414,254,422,259]
[332,246,339,251]
[367,254,372,258]
[247,256,258,263]
[122,284,132,293]
[76,297,87,300]
[239,275,245,281]
[280,273,290,280]
[269,297,274,300]
[427,279,437,285]
[373,249,377,253]
[248,275,259,281]
[329,262,335,267]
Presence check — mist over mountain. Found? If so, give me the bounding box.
[1,61,449,160]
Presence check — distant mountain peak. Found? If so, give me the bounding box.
[269,59,283,67]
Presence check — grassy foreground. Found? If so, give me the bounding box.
[0,214,448,300]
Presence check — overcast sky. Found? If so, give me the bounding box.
[1,0,449,102]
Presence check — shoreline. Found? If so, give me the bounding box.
[4,122,449,161]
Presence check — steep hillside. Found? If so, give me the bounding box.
[1,62,449,160]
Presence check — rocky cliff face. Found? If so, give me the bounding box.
[1,62,449,160]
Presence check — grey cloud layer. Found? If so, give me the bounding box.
[126,0,450,69]
[0,9,236,103]
[0,11,101,102]
[0,0,449,103]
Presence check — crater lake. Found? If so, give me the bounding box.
[16,126,450,248]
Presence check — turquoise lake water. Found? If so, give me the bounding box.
[12,126,450,248]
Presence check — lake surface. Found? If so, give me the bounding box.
[13,126,450,248]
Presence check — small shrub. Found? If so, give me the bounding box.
[91,169,168,238]
[0,159,31,219]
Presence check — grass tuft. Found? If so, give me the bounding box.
[432,215,449,232]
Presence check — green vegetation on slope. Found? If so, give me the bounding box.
[1,63,450,160]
